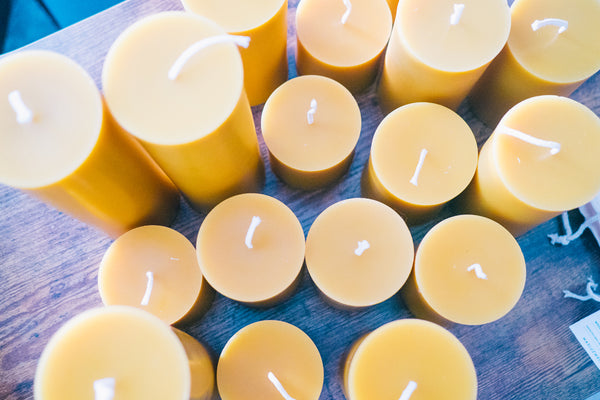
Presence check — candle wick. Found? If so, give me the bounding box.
[245,216,262,249]
[170,257,180,261]
[398,380,418,400]
[307,99,318,125]
[8,90,34,124]
[140,271,154,306]
[548,212,600,246]
[498,126,561,155]
[409,148,428,186]
[168,35,251,81]
[354,240,370,256]
[531,18,568,34]
[341,0,352,24]
[563,277,600,303]
[450,4,465,26]
[94,377,116,400]
[467,263,488,280]
[267,372,296,400]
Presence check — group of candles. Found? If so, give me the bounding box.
[1,0,599,398]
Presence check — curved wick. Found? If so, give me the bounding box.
[409,149,428,186]
[140,271,154,306]
[498,125,561,155]
[8,90,34,124]
[307,99,318,125]
[531,18,568,34]
[245,216,262,249]
[341,0,352,24]
[94,377,116,400]
[267,372,296,400]
[450,4,465,26]
[354,240,370,256]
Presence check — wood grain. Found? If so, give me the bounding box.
[1,0,600,399]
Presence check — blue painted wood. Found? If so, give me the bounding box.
[1,0,58,53]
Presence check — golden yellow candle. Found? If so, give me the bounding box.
[217,320,323,400]
[362,102,478,225]
[174,329,216,400]
[102,12,264,212]
[0,50,179,238]
[378,0,511,113]
[261,75,361,190]
[305,198,413,309]
[401,215,526,326]
[344,319,477,400]
[181,0,288,106]
[196,193,305,307]
[295,0,392,93]
[469,0,600,126]
[457,96,600,237]
[386,0,399,19]
[98,225,214,326]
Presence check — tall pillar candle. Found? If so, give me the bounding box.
[378,0,510,113]
[102,12,264,212]
[469,0,600,126]
[181,0,288,106]
[0,50,179,238]
[295,0,392,93]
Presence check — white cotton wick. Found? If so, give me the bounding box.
[341,0,352,24]
[409,149,428,186]
[398,381,418,400]
[267,372,296,400]
[170,257,180,261]
[467,264,488,280]
[531,18,569,34]
[140,271,154,306]
[548,212,600,246]
[168,35,251,81]
[498,125,561,155]
[307,99,318,125]
[450,4,465,26]
[563,277,600,303]
[8,90,34,124]
[245,216,262,249]
[354,240,371,256]
[94,377,116,400]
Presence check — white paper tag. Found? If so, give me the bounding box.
[570,309,600,371]
[580,193,600,247]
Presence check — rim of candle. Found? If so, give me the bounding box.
[450,4,465,26]
[245,216,262,249]
[467,263,488,280]
[94,377,116,400]
[341,0,352,24]
[531,18,568,34]
[498,125,561,155]
[307,98,318,125]
[267,372,297,400]
[354,240,370,256]
[140,271,154,306]
[398,380,418,400]
[168,35,251,81]
[409,148,428,186]
[8,90,34,124]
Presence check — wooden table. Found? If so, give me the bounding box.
[2,0,600,398]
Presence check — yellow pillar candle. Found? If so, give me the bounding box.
[343,319,477,400]
[362,102,478,225]
[401,215,526,326]
[261,75,361,190]
[196,193,305,307]
[0,50,179,238]
[457,95,600,237]
[306,198,413,309]
[102,12,264,212]
[174,329,216,400]
[217,320,323,400]
[181,0,288,106]
[98,225,214,326]
[469,0,600,126]
[295,0,392,93]
[34,306,215,400]
[378,0,511,113]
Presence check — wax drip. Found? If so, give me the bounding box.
[245,216,262,249]
[341,0,352,24]
[548,212,600,246]
[398,381,418,400]
[409,149,428,186]
[94,377,116,400]
[354,240,370,256]
[140,271,154,306]
[267,372,296,400]
[531,18,568,34]
[307,99,317,125]
[8,90,34,124]
[467,263,488,280]
[450,4,465,26]
[498,125,561,155]
[563,277,600,303]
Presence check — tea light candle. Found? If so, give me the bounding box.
[469,0,600,126]
[378,0,511,113]
[98,225,214,326]
[217,320,323,400]
[305,198,414,308]
[102,12,264,212]
[295,0,392,93]
[180,0,288,106]
[457,96,600,237]
[196,193,305,307]
[261,75,361,190]
[343,319,477,400]
[0,50,179,238]
[173,329,216,400]
[362,102,478,225]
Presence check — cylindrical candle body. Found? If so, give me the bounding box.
[217,320,323,400]
[295,0,392,93]
[181,0,288,106]
[261,75,361,190]
[469,0,600,126]
[362,102,478,225]
[378,0,510,113]
[457,96,600,237]
[102,12,264,212]
[0,50,179,238]
[98,225,214,326]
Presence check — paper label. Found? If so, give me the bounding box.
[570,309,600,371]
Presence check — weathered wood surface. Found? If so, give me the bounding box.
[1,0,600,399]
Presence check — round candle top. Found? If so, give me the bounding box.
[416,215,526,325]
[492,95,600,211]
[296,0,392,67]
[196,193,305,304]
[345,319,477,400]
[98,225,207,325]
[509,0,600,83]
[102,12,244,145]
[305,198,414,307]
[217,320,324,400]
[261,75,361,174]
[0,50,101,189]
[397,0,510,71]
[371,102,478,206]
[34,306,190,400]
